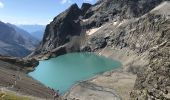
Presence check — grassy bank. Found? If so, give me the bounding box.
[0,92,31,100]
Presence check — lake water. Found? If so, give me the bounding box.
[29,52,121,94]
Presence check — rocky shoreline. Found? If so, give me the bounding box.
[0,55,39,73]
[62,46,149,100]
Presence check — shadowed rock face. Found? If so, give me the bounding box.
[81,3,92,16]
[35,4,82,54]
[33,0,165,57]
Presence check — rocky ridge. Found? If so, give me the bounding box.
[0,55,38,73]
[32,0,166,58]
[31,0,170,100]
[0,21,39,57]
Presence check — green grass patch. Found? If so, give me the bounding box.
[0,92,31,100]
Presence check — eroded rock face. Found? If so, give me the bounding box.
[83,0,165,28]
[81,3,92,16]
[79,1,170,99]
[32,0,165,58]
[36,4,82,53]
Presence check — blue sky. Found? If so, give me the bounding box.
[0,0,97,25]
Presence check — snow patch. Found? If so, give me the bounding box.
[82,19,89,22]
[86,26,103,35]
[113,21,118,25]
[117,20,127,27]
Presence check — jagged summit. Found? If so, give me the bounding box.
[32,0,168,57]
[81,3,92,16]
[53,3,81,21]
[35,3,82,54]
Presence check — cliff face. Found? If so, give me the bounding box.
[82,0,165,29]
[35,4,82,54]
[33,0,164,57]
[32,0,170,99]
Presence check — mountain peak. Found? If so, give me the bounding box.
[81,3,92,15]
[69,3,79,9]
[34,0,168,56]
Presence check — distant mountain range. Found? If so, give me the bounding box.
[0,21,39,57]
[18,25,45,40]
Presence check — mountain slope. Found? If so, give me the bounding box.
[32,0,165,57]
[31,0,169,99]
[79,1,170,99]
[7,23,39,50]
[0,21,39,57]
[30,30,44,40]
[18,25,45,40]
[130,2,170,99]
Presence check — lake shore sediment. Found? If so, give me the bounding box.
[63,47,149,100]
[0,46,149,100]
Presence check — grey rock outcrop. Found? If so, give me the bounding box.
[0,55,39,73]
[83,0,165,28]
[81,3,92,16]
[34,4,82,55]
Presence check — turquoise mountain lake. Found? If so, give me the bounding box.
[29,52,121,94]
